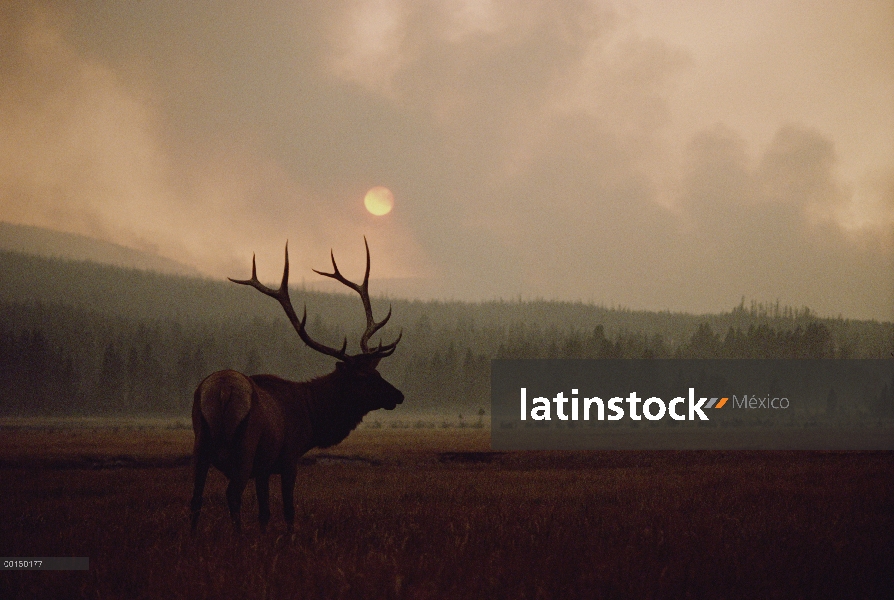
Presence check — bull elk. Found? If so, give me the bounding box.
[190,238,403,533]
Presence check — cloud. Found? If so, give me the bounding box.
[0,1,890,319]
[321,1,693,299]
[0,4,171,244]
[0,2,427,283]
[675,123,892,319]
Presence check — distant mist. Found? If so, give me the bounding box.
[1,2,891,320]
[0,251,891,417]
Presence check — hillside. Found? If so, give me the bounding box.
[0,222,202,277]
[3,250,890,344]
[0,250,891,417]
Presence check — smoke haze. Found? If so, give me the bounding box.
[1,1,891,319]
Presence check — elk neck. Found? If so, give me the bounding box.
[304,371,371,449]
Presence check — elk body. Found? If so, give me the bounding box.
[190,240,403,533]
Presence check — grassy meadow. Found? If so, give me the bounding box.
[1,422,892,599]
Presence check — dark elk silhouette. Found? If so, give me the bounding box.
[190,238,403,533]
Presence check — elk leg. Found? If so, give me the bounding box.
[226,437,257,534]
[190,450,211,532]
[255,475,271,531]
[226,476,248,534]
[280,465,297,531]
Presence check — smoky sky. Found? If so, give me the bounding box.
[1,1,892,320]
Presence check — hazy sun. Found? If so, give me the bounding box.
[364,186,394,216]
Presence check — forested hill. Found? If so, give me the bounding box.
[0,222,201,277]
[1,250,892,417]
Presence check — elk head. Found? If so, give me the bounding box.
[330,359,403,412]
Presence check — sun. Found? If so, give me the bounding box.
[364,186,394,216]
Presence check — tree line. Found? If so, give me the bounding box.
[0,301,883,417]
[0,251,891,416]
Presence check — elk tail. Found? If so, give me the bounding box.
[199,372,253,450]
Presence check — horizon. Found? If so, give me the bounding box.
[2,227,888,326]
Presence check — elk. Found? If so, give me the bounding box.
[190,238,403,533]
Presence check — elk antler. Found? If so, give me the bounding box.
[229,243,349,361]
[229,240,401,363]
[313,237,401,357]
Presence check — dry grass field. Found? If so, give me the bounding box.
[1,423,892,599]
